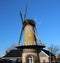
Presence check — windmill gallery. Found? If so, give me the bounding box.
[0,2,56,63]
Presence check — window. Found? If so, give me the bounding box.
[43,60,46,63]
[27,56,33,63]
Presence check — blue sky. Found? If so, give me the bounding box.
[0,0,60,56]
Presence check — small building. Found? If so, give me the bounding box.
[39,49,56,63]
[0,48,55,63]
[56,54,60,63]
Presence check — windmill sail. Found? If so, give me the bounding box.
[24,0,28,20]
[18,26,24,45]
[20,11,23,24]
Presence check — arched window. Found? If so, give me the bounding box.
[27,56,33,63]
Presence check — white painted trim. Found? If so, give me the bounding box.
[41,50,49,57]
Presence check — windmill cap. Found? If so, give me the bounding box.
[23,19,36,27]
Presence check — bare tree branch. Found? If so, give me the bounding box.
[5,44,17,54]
[48,44,60,55]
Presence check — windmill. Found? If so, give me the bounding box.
[16,0,45,63]
[18,1,42,46]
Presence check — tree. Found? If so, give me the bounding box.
[48,44,60,55]
[5,44,17,54]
